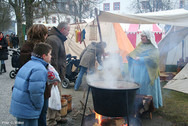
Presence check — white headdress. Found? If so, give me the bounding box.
[142,30,158,48]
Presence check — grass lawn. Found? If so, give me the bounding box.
[158,81,188,125]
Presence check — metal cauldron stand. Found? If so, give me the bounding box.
[81,86,130,126]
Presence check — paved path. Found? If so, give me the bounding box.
[0,55,16,126]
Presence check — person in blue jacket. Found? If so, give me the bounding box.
[9,43,52,126]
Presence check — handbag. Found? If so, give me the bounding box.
[48,85,61,110]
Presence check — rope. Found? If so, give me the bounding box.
[185,40,187,58]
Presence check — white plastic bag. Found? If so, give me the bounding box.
[48,85,61,110]
[47,64,61,84]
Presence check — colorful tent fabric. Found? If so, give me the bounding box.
[140,24,163,44]
[113,23,134,63]
[126,24,163,48]
[127,24,139,48]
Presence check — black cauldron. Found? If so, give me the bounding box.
[88,81,140,117]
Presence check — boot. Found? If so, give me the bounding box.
[0,64,2,73]
[1,64,6,73]
[0,64,1,74]
[3,64,6,73]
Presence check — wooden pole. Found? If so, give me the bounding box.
[95,8,103,42]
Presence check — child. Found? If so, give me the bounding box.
[10,43,52,126]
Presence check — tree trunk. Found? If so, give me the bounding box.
[17,18,24,47]
[9,0,25,47]
[25,0,34,33]
[14,6,24,47]
[79,1,82,22]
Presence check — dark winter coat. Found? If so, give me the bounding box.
[12,36,19,46]
[79,42,104,70]
[20,42,52,98]
[46,27,67,80]
[19,42,34,67]
[0,37,8,60]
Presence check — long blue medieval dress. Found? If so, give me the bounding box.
[127,42,163,108]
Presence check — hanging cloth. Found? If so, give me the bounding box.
[75,29,79,43]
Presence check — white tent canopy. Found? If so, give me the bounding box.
[98,9,188,27]
[163,63,188,94]
[158,26,188,70]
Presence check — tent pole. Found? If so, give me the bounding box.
[182,40,184,60]
[95,8,103,42]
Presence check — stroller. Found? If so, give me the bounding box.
[9,48,20,79]
[62,54,80,88]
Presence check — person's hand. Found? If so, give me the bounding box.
[53,81,58,86]
[104,52,109,56]
[126,55,130,59]
[98,65,103,71]
[134,57,140,60]
[0,45,2,49]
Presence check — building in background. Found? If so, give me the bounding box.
[97,0,134,14]
[33,0,134,27]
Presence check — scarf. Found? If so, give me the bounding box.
[128,42,160,85]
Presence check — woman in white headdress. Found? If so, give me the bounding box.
[126,30,163,109]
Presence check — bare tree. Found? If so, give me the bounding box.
[7,0,102,46]
[48,0,103,23]
[35,1,51,24]
[0,1,12,32]
[70,0,103,22]
[130,0,172,13]
[24,0,34,32]
[9,0,25,46]
[24,0,43,31]
[9,0,42,46]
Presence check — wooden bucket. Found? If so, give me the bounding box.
[60,98,67,117]
[62,95,72,112]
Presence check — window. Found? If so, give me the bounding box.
[113,2,120,10]
[103,3,110,11]
[52,17,56,24]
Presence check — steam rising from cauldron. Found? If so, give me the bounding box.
[87,52,132,88]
